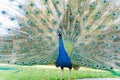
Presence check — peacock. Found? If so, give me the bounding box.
[0,0,120,79]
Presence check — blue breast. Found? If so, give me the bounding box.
[56,37,72,69]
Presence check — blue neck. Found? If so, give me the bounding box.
[59,36,65,54]
[56,35,72,69]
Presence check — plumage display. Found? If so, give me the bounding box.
[0,0,120,79]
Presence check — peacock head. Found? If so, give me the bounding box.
[57,29,62,37]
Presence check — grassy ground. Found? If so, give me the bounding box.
[0,64,119,80]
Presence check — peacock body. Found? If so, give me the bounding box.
[0,0,120,79]
[56,30,72,70]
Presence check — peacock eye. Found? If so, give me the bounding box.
[1,10,7,14]
[102,66,106,69]
[30,3,34,7]
[22,62,24,64]
[15,62,17,64]
[8,61,10,63]
[66,4,70,8]
[10,17,15,21]
[25,11,29,15]
[56,0,59,4]
[103,0,109,3]
[104,0,106,3]
[18,5,23,9]
[44,0,48,3]
[110,67,113,69]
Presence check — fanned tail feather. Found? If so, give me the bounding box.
[0,0,120,76]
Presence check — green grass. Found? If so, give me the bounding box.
[0,64,119,80]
